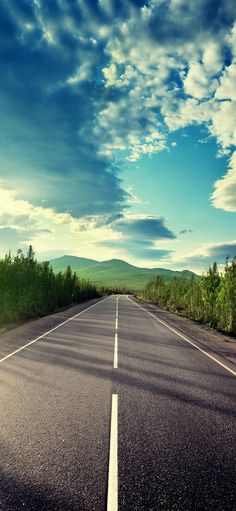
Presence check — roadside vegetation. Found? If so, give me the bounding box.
[98,285,132,295]
[0,246,99,328]
[142,259,236,336]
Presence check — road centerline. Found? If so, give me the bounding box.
[114,333,118,369]
[113,296,119,369]
[107,394,118,511]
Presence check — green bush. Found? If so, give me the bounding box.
[0,246,99,327]
[142,259,236,335]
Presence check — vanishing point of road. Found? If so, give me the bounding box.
[0,295,235,510]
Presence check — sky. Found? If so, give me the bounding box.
[0,0,236,273]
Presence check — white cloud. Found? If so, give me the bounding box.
[102,63,118,86]
[211,151,236,211]
[211,101,236,152]
[67,63,91,84]
[162,96,212,131]
[1,0,236,248]
[162,238,236,273]
[215,64,236,101]
[127,137,167,162]
[0,183,118,258]
[202,42,223,74]
[184,62,217,99]
[95,4,236,165]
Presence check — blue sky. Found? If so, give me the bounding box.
[0,0,236,272]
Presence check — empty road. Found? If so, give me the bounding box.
[0,295,236,510]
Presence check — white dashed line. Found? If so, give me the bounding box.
[107,394,118,511]
[113,297,119,368]
[114,333,118,369]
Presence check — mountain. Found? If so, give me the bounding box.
[49,255,198,291]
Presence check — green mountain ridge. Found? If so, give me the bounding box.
[49,255,198,291]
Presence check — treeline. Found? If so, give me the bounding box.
[0,246,99,326]
[99,285,131,295]
[142,259,236,335]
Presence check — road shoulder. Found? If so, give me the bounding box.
[0,297,104,360]
[132,297,236,372]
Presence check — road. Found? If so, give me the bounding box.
[0,295,236,511]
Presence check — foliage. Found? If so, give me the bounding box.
[0,246,99,327]
[99,285,132,295]
[142,259,236,335]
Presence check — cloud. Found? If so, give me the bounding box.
[102,238,173,261]
[98,214,176,260]
[210,101,236,153]
[211,151,236,211]
[0,0,236,263]
[1,1,235,179]
[113,215,176,240]
[0,183,176,263]
[173,240,236,268]
[0,226,52,255]
[179,229,193,235]
[0,1,129,218]
[0,183,118,258]
[0,213,37,230]
[99,0,236,163]
[215,63,236,100]
[184,62,218,99]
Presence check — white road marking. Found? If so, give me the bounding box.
[107,394,118,511]
[113,296,119,368]
[114,333,118,369]
[128,297,236,377]
[0,296,109,366]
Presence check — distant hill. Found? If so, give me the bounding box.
[49,255,198,291]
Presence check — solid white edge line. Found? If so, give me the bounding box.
[0,296,110,366]
[107,394,118,511]
[128,296,236,377]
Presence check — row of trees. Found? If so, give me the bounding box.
[142,259,236,335]
[98,285,132,295]
[0,247,99,326]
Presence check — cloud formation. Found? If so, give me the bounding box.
[0,1,236,261]
[101,214,176,259]
[0,182,124,259]
[211,151,236,211]
[174,240,236,268]
[113,215,176,240]
[1,2,236,172]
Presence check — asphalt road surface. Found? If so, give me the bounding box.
[0,295,236,511]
